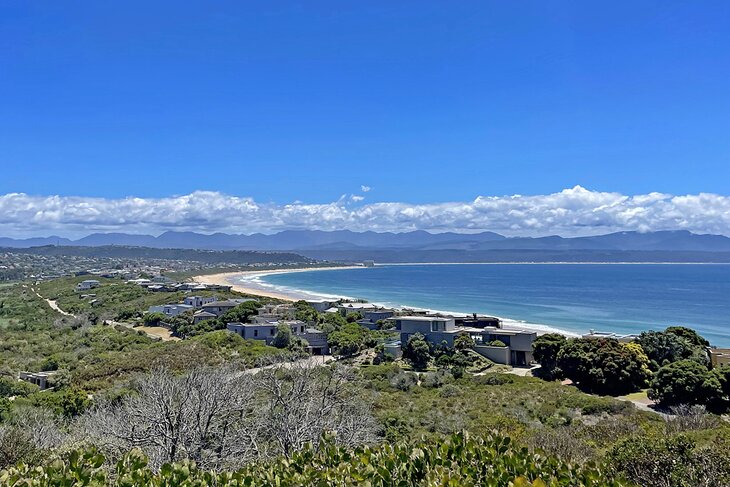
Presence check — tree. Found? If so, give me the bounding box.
[345,312,362,323]
[0,406,64,469]
[454,334,475,352]
[328,323,369,356]
[402,333,431,370]
[636,330,708,370]
[648,360,720,409]
[293,300,319,323]
[219,301,261,325]
[142,312,167,326]
[533,333,567,381]
[74,364,377,469]
[607,433,730,487]
[557,338,651,395]
[0,377,39,398]
[271,323,293,349]
[665,326,710,347]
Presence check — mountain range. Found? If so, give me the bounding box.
[2,229,730,253]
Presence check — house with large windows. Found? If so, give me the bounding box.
[227,320,329,355]
[391,315,536,366]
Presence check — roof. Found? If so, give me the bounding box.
[194,311,216,317]
[202,300,240,307]
[338,302,379,310]
[395,315,453,322]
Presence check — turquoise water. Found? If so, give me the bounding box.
[258,264,730,347]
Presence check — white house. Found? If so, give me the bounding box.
[75,280,100,292]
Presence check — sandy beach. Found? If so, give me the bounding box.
[191,266,363,301]
[191,265,578,337]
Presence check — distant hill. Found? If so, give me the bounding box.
[0,245,315,266]
[2,230,730,262]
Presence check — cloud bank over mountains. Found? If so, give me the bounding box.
[1,186,728,238]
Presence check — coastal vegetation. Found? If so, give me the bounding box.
[532,327,730,414]
[2,275,730,485]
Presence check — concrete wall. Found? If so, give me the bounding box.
[507,332,537,352]
[473,345,511,365]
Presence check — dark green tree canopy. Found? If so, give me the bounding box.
[557,338,651,395]
[532,333,567,381]
[649,360,728,412]
[402,333,431,371]
[636,329,708,371]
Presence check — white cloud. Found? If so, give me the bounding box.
[1,186,729,238]
[360,185,371,193]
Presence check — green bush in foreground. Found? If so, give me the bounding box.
[0,432,630,486]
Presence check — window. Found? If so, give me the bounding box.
[431,321,439,332]
[254,330,258,337]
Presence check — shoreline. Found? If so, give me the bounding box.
[191,266,365,301]
[192,265,581,338]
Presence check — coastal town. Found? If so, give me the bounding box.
[2,251,730,485]
[1,235,729,487]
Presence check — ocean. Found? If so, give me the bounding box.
[250,263,730,347]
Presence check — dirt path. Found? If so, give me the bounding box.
[27,285,75,317]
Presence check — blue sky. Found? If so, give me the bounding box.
[1,1,729,237]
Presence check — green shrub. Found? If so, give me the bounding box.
[0,433,631,486]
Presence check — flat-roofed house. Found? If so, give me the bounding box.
[19,371,57,390]
[193,310,217,324]
[183,296,217,308]
[394,315,461,346]
[471,327,537,366]
[392,315,537,366]
[306,299,336,313]
[709,348,730,368]
[200,300,240,316]
[75,279,100,292]
[148,304,194,317]
[226,320,329,355]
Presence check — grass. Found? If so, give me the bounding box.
[621,390,649,401]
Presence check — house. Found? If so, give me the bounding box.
[456,314,503,328]
[337,302,383,317]
[470,328,537,366]
[226,320,329,355]
[183,296,217,308]
[127,278,152,286]
[356,308,395,330]
[19,371,57,390]
[148,303,194,317]
[394,316,461,346]
[306,299,337,313]
[252,304,297,323]
[393,315,537,366]
[709,348,730,368]
[75,279,100,292]
[200,300,240,316]
[147,284,175,292]
[193,311,217,324]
